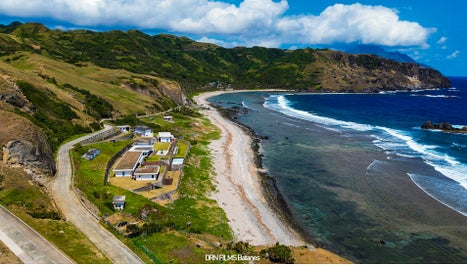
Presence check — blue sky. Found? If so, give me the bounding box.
[0,0,465,76]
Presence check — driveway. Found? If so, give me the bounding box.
[0,205,73,264]
[51,124,144,264]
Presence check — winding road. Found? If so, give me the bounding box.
[51,124,144,264]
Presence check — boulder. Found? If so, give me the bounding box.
[438,122,454,131]
[421,121,435,129]
[421,121,467,134]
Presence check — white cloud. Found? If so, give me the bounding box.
[437,36,447,45]
[447,50,460,59]
[0,1,434,48]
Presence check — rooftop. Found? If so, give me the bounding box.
[129,146,153,152]
[135,125,151,130]
[134,166,160,174]
[158,132,173,137]
[113,195,126,203]
[114,151,142,170]
[86,148,100,155]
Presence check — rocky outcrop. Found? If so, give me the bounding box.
[0,110,56,177]
[421,121,467,133]
[0,92,36,113]
[3,135,55,175]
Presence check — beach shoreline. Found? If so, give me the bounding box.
[193,90,307,247]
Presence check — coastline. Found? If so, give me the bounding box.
[193,90,306,247]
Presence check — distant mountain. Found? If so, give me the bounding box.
[345,44,419,64]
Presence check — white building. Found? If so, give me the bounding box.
[133,165,160,181]
[113,196,126,210]
[116,125,131,132]
[113,151,144,177]
[134,126,153,137]
[157,132,174,142]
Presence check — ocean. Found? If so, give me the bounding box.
[208,77,467,263]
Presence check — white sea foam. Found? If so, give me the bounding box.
[241,100,253,110]
[408,174,467,217]
[409,94,459,98]
[264,94,467,191]
[271,95,374,131]
[375,126,467,190]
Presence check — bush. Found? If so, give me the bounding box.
[126,224,142,238]
[261,242,295,264]
[226,241,254,255]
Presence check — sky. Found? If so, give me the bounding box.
[0,0,465,76]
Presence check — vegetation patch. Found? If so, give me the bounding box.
[0,165,110,264]
[16,81,90,151]
[72,108,237,263]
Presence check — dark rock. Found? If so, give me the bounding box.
[1,93,27,108]
[421,121,467,134]
[421,121,435,129]
[2,130,56,175]
[438,122,454,131]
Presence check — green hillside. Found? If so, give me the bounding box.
[1,22,450,93]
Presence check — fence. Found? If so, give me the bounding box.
[80,127,118,145]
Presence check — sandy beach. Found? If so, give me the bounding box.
[194,91,305,246]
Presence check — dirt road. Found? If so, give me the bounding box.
[51,124,144,264]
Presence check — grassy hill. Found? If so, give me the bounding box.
[0,51,184,150]
[1,22,450,93]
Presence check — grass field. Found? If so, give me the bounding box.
[174,140,190,158]
[0,165,111,264]
[2,52,181,116]
[71,108,235,263]
[73,140,157,217]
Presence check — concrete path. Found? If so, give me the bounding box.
[0,205,74,264]
[51,124,144,264]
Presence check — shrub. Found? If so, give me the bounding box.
[261,242,295,264]
[126,224,142,238]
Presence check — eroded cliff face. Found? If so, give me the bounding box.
[316,51,450,92]
[0,110,56,177]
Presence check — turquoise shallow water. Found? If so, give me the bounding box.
[208,85,467,263]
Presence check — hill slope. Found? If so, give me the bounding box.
[1,22,450,93]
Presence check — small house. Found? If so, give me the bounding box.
[163,115,173,122]
[116,125,131,132]
[157,132,174,143]
[133,165,160,181]
[134,126,153,137]
[113,196,126,210]
[82,148,100,160]
[113,151,144,177]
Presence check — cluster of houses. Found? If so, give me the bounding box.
[112,125,176,184]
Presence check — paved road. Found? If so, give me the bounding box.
[0,205,74,264]
[51,124,144,264]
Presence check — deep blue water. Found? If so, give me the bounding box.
[208,77,467,263]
